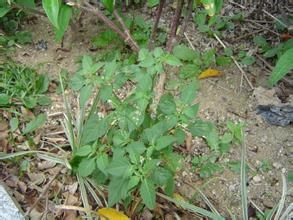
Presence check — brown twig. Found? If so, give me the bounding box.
[69,1,140,52]
[113,10,140,52]
[254,53,273,70]
[166,0,184,52]
[25,166,63,216]
[232,29,264,42]
[149,0,166,49]
[213,33,254,90]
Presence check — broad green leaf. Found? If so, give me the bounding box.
[0,7,11,17]
[78,157,96,177]
[182,104,199,119]
[147,0,159,7]
[253,36,269,49]
[155,135,176,150]
[99,85,112,102]
[174,128,185,145]
[37,96,51,106]
[23,113,47,134]
[108,177,129,206]
[202,49,216,67]
[82,55,93,71]
[164,54,182,66]
[153,47,164,58]
[15,0,35,8]
[96,153,109,175]
[143,116,177,144]
[189,120,219,150]
[23,96,37,109]
[140,179,156,209]
[240,55,255,65]
[126,141,146,164]
[80,116,109,145]
[268,48,293,86]
[179,64,201,79]
[101,0,114,12]
[55,4,72,41]
[9,117,19,132]
[152,167,173,186]
[216,56,232,66]
[158,93,176,115]
[127,176,140,191]
[0,94,10,106]
[70,74,85,90]
[136,72,153,92]
[75,145,92,157]
[173,45,197,61]
[107,156,131,178]
[42,0,60,29]
[79,85,92,109]
[263,47,278,58]
[180,81,198,104]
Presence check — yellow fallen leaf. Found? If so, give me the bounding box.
[97,208,129,220]
[198,68,223,79]
[173,193,186,202]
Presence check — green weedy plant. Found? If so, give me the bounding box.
[59,48,226,218]
[253,36,293,86]
[0,63,51,109]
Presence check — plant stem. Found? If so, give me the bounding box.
[180,0,193,37]
[113,10,140,52]
[166,0,184,52]
[149,0,166,49]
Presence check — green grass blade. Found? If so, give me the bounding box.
[59,73,76,151]
[157,193,225,220]
[197,188,221,216]
[0,151,42,160]
[240,132,248,220]
[36,153,71,169]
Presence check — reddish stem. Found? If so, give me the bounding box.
[166,0,184,52]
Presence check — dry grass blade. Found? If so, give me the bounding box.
[77,174,93,220]
[274,173,287,219]
[157,192,225,220]
[84,179,103,207]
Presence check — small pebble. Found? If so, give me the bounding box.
[272,162,282,169]
[253,175,262,183]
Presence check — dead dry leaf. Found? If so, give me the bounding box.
[198,68,223,79]
[65,182,78,194]
[37,160,56,170]
[63,192,79,206]
[0,121,8,131]
[28,173,46,185]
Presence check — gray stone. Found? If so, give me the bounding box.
[0,182,25,220]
